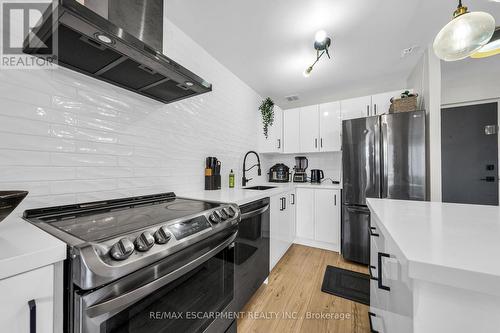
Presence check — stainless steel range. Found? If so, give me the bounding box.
[24,192,240,333]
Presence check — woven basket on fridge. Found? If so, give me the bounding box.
[389,95,418,113]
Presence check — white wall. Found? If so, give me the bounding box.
[407,47,442,202]
[441,56,500,106]
[261,152,342,183]
[0,19,265,214]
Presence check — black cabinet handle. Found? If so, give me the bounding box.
[368,312,379,333]
[280,198,284,211]
[315,138,318,148]
[283,197,286,210]
[377,252,391,291]
[291,194,295,205]
[369,226,379,237]
[334,194,337,206]
[277,139,281,149]
[368,265,378,281]
[28,299,36,333]
[320,138,323,148]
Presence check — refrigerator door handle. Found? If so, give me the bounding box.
[345,206,370,214]
[380,117,388,198]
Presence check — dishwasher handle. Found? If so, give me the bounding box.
[240,204,270,219]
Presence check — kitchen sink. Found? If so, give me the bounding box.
[243,186,277,191]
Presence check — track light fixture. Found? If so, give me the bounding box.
[303,30,332,77]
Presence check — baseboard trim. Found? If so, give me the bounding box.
[293,238,340,252]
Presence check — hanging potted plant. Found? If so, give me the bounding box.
[259,97,275,139]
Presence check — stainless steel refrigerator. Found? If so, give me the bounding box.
[341,110,426,265]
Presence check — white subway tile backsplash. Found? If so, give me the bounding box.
[0,150,50,166]
[0,166,75,182]
[0,20,263,210]
[0,133,76,152]
[50,179,117,195]
[51,153,117,167]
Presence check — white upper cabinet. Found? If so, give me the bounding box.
[266,89,408,155]
[340,96,372,120]
[299,105,320,153]
[283,107,301,153]
[371,90,404,116]
[258,105,283,153]
[319,101,341,152]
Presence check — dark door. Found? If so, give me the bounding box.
[441,102,499,205]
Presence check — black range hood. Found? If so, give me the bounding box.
[24,0,212,104]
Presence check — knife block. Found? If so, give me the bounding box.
[205,175,221,190]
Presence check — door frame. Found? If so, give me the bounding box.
[441,98,500,203]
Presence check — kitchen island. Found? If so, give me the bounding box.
[367,198,500,333]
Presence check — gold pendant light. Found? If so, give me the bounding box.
[433,0,495,61]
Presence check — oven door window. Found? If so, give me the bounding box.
[104,248,233,333]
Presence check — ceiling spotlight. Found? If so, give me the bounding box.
[303,30,333,77]
[471,27,500,58]
[303,66,313,78]
[433,0,495,61]
[315,30,327,43]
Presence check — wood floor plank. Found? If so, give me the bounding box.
[237,244,370,333]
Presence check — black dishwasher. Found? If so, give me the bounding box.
[233,198,270,311]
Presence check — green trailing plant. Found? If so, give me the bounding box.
[259,97,275,139]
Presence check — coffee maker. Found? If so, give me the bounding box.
[293,156,308,182]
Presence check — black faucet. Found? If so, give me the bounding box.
[242,151,261,187]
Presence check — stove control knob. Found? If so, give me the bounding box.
[224,207,236,218]
[134,231,155,252]
[110,238,134,260]
[209,212,221,224]
[154,226,172,244]
[219,209,229,220]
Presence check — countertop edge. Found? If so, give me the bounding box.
[180,182,342,206]
[0,217,67,280]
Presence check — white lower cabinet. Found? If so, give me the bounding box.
[270,190,295,271]
[295,188,340,252]
[369,215,413,333]
[0,264,55,333]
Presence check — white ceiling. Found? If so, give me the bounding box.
[167,0,500,108]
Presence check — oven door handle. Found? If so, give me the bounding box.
[85,231,238,318]
[240,204,270,219]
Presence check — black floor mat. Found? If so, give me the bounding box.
[321,265,370,305]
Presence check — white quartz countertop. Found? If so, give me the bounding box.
[180,182,342,206]
[0,215,66,280]
[367,198,500,295]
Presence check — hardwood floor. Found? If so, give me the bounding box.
[237,244,370,333]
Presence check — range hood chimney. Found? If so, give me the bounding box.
[82,0,163,51]
[24,0,212,104]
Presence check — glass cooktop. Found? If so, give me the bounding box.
[26,194,220,242]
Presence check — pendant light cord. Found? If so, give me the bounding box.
[458,0,462,8]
